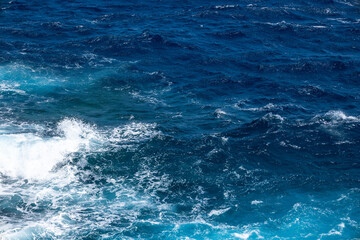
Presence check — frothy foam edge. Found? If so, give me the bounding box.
[0,118,160,180]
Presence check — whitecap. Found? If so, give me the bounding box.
[0,118,160,180]
[261,112,285,122]
[214,108,227,118]
[311,110,359,129]
[208,207,231,217]
[251,200,263,205]
[0,118,100,179]
[323,110,359,122]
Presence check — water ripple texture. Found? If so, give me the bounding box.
[0,0,359,239]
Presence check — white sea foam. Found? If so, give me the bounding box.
[280,141,301,150]
[233,230,263,239]
[0,176,158,239]
[319,223,345,238]
[0,118,99,179]
[262,112,285,122]
[214,109,227,118]
[110,122,160,144]
[251,200,263,205]
[235,101,306,113]
[312,25,327,29]
[0,118,160,180]
[312,110,359,129]
[208,207,231,217]
[323,110,359,122]
[238,103,278,112]
[0,83,26,95]
[214,5,237,9]
[0,118,164,238]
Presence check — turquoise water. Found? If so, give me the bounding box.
[0,0,360,239]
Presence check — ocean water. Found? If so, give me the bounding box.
[0,0,359,239]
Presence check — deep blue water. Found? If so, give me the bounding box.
[0,0,359,239]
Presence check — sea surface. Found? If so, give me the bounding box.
[0,0,359,239]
